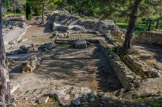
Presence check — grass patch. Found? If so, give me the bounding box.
[116,23,161,35]
[148,98,162,107]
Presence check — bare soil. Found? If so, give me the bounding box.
[132,44,162,74]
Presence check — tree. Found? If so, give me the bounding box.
[93,0,162,53]
[28,0,62,25]
[122,0,142,51]
[26,0,32,20]
[0,0,11,107]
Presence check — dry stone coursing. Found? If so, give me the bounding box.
[98,40,142,88]
[53,13,122,36]
[133,30,162,46]
[22,54,42,73]
[121,55,161,79]
[7,44,38,55]
[6,16,25,21]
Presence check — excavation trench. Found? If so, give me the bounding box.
[9,43,122,105]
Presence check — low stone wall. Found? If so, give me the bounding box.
[98,40,142,88]
[133,30,162,45]
[121,55,161,78]
[53,13,121,35]
[22,54,42,73]
[6,16,25,21]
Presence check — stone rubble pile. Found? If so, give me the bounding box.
[7,44,38,55]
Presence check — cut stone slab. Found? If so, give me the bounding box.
[38,96,49,104]
[10,84,20,94]
[75,40,87,49]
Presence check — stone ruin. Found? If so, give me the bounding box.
[22,54,42,73]
[133,30,162,46]
[6,16,25,21]
[51,13,126,43]
[7,12,162,106]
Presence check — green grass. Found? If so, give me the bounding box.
[149,98,162,107]
[3,12,23,16]
[116,23,162,35]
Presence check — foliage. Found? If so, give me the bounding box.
[26,1,32,20]
[34,7,41,16]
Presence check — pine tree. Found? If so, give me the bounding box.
[26,0,32,20]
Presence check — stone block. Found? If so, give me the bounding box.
[75,40,87,49]
[22,54,42,73]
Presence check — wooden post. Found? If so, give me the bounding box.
[156,19,160,29]
[148,20,152,31]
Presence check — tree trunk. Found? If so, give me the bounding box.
[122,0,142,52]
[14,5,16,15]
[42,4,45,25]
[156,18,160,29]
[0,0,10,106]
[148,20,152,31]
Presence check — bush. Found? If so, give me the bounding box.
[34,7,42,16]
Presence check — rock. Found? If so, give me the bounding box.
[56,26,69,32]
[98,93,103,97]
[10,84,20,94]
[81,102,89,105]
[140,103,145,107]
[64,95,70,101]
[75,40,87,49]
[81,94,88,100]
[71,99,80,106]
[122,105,127,107]
[38,42,55,51]
[71,26,84,32]
[89,97,95,102]
[22,54,42,73]
[20,45,29,52]
[108,100,113,104]
[38,96,49,104]
[70,87,91,96]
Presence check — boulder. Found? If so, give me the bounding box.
[38,42,55,51]
[74,40,87,49]
[22,54,42,73]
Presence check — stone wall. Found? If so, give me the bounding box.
[53,13,121,34]
[98,40,142,88]
[121,55,161,79]
[133,30,162,45]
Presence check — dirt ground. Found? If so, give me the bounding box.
[6,21,53,52]
[7,18,162,106]
[132,44,162,75]
[9,44,121,92]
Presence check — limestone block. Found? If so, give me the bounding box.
[22,54,42,73]
[75,40,87,49]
